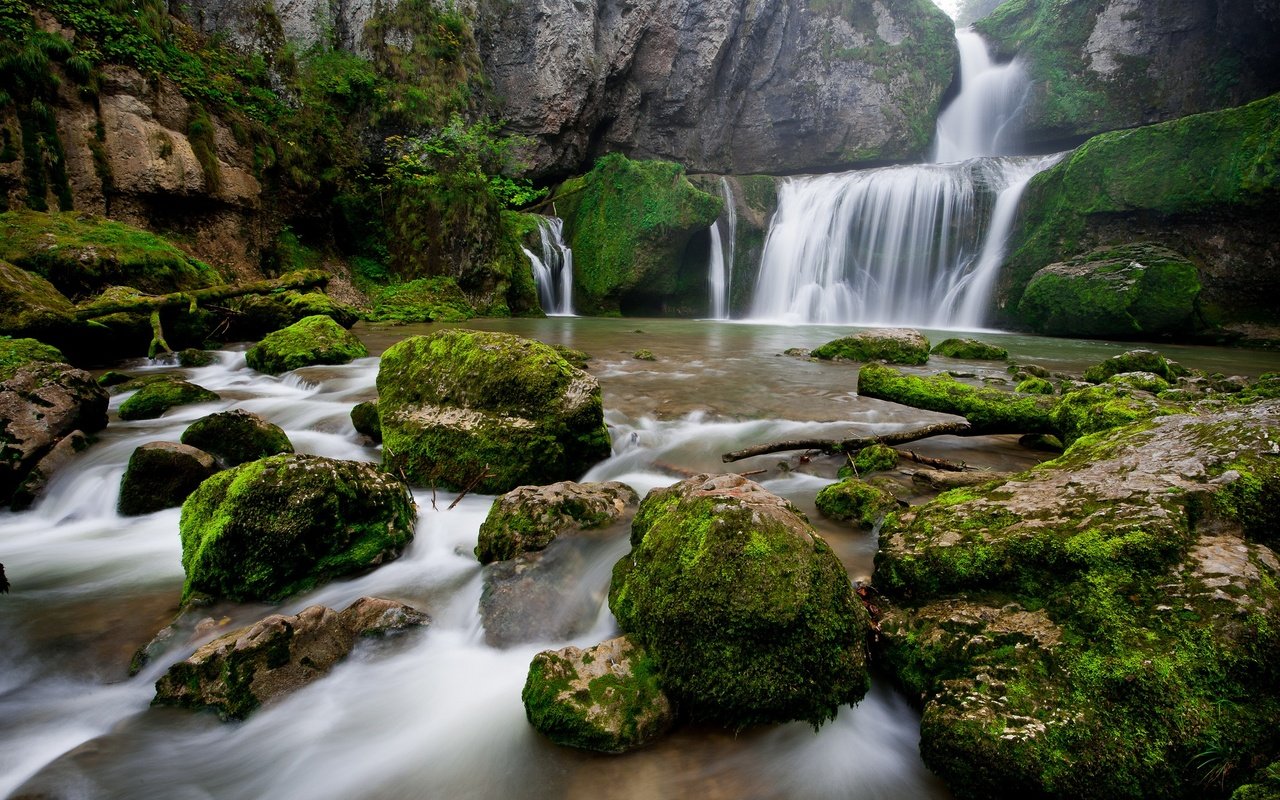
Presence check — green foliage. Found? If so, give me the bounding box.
[187,103,221,192]
[244,314,368,375]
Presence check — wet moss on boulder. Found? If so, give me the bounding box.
[812,327,930,365]
[178,454,416,602]
[609,474,870,728]
[931,338,1008,361]
[1017,244,1201,338]
[523,635,674,754]
[376,330,611,494]
[852,443,901,475]
[180,409,293,467]
[350,401,381,442]
[0,336,64,381]
[118,377,219,421]
[476,480,639,564]
[1083,349,1188,385]
[858,363,1058,434]
[245,315,368,375]
[0,259,84,354]
[815,478,898,528]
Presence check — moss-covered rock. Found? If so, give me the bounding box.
[632,349,656,361]
[812,328,930,365]
[177,348,215,368]
[874,400,1280,798]
[118,441,218,516]
[1233,763,1280,800]
[0,259,80,349]
[245,315,368,375]
[476,480,639,564]
[154,597,428,720]
[365,276,476,324]
[523,635,674,754]
[376,330,611,494]
[609,474,870,728]
[1048,384,1167,447]
[1017,244,1202,338]
[1107,371,1171,395]
[1015,376,1055,395]
[853,443,901,475]
[179,410,293,467]
[350,401,381,443]
[553,154,722,314]
[179,454,416,602]
[118,377,219,421]
[858,363,1058,434]
[0,336,64,381]
[0,210,218,298]
[931,338,1008,361]
[1083,349,1188,384]
[815,478,898,528]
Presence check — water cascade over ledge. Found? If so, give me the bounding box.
[748,29,1056,329]
[524,216,575,316]
[707,177,737,319]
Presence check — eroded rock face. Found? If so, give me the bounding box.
[476,480,639,564]
[522,635,674,754]
[0,361,108,507]
[875,400,1280,797]
[609,473,870,728]
[153,597,429,719]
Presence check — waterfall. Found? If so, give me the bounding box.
[747,29,1054,329]
[706,178,737,319]
[524,216,574,316]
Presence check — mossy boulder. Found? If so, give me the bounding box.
[852,443,901,475]
[931,338,1008,361]
[815,478,898,528]
[553,154,722,315]
[154,597,428,720]
[178,454,416,602]
[1015,376,1055,395]
[812,328,930,365]
[1083,349,1187,384]
[179,410,293,467]
[118,378,219,421]
[874,400,1280,798]
[177,348,216,368]
[245,315,368,375]
[350,401,381,442]
[1233,763,1280,800]
[1048,384,1166,447]
[1107,371,1171,395]
[858,363,1058,435]
[0,259,84,352]
[1017,244,1201,338]
[0,210,218,298]
[632,349,655,361]
[376,330,611,494]
[118,442,218,516]
[0,336,64,381]
[476,480,639,564]
[609,474,870,728]
[523,635,674,754]
[365,277,476,324]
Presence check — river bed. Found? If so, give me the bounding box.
[2,318,1276,800]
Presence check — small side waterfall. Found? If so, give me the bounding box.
[747,29,1054,329]
[706,178,737,319]
[524,216,574,316]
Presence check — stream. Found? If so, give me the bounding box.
[3,318,1276,800]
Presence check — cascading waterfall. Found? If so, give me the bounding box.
[523,216,574,316]
[706,178,738,319]
[748,29,1056,329]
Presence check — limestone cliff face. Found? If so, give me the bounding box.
[976,0,1280,148]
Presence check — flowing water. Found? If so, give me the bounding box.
[707,178,737,320]
[4,317,1277,800]
[524,217,575,317]
[747,30,1050,328]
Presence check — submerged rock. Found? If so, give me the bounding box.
[875,400,1280,797]
[376,330,611,494]
[118,441,218,516]
[812,328,930,365]
[245,314,368,375]
[609,474,869,728]
[179,454,416,602]
[154,597,428,720]
[479,540,605,648]
[180,409,293,467]
[522,635,673,754]
[118,377,219,421]
[475,480,639,564]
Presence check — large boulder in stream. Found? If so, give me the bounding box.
[118,441,218,516]
[118,376,219,421]
[376,331,611,494]
[522,635,674,754]
[154,597,428,720]
[245,314,368,375]
[179,454,416,602]
[180,409,293,467]
[609,474,870,728]
[0,350,108,507]
[812,328,930,365]
[475,480,639,564]
[874,399,1280,798]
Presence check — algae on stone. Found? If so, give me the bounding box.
[245,315,368,375]
[476,480,639,564]
[118,377,219,421]
[812,328,931,365]
[815,478,898,528]
[931,338,1008,361]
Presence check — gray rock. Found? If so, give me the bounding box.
[10,430,90,511]
[475,480,639,564]
[118,441,219,516]
[479,540,604,648]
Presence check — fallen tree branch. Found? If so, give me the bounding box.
[895,449,969,472]
[447,465,493,510]
[721,421,973,463]
[147,309,172,358]
[74,270,329,320]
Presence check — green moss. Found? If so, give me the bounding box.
[852,443,900,475]
[1108,371,1171,394]
[178,453,416,602]
[118,377,218,420]
[931,338,1009,361]
[1015,376,1055,395]
[858,362,1058,435]
[609,480,870,728]
[632,349,655,361]
[815,478,898,527]
[812,330,930,365]
[0,210,218,298]
[0,335,64,380]
[1048,384,1164,447]
[180,409,293,467]
[1083,349,1188,384]
[350,401,381,443]
[553,154,722,314]
[366,276,475,323]
[245,315,368,375]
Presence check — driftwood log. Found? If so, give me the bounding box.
[74,270,329,320]
[721,421,973,463]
